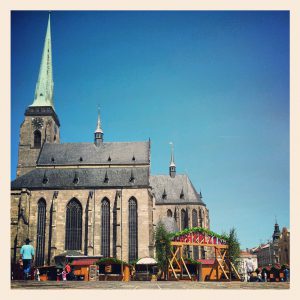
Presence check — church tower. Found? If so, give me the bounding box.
[169,142,176,178]
[272,220,281,242]
[17,14,60,177]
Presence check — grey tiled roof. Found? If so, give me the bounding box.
[37,141,150,166]
[11,167,149,189]
[150,174,205,205]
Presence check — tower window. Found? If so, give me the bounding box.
[167,209,172,218]
[33,130,41,148]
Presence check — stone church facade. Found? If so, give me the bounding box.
[11,15,210,266]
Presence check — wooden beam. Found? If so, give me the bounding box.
[217,258,229,280]
[171,242,228,248]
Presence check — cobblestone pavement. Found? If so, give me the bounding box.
[11,280,290,289]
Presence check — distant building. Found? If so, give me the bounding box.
[237,251,258,278]
[250,222,289,267]
[278,227,290,266]
[251,243,273,267]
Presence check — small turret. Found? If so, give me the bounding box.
[94,107,103,146]
[169,142,176,178]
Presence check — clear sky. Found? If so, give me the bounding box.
[11,11,289,249]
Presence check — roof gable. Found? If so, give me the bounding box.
[150,174,205,205]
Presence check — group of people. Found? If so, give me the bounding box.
[244,257,290,282]
[18,238,74,281]
[245,270,267,282]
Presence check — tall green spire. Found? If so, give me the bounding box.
[30,14,54,109]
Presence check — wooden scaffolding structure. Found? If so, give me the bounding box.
[168,240,241,281]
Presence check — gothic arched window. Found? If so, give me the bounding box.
[65,198,82,250]
[36,198,46,266]
[192,209,199,260]
[192,209,198,227]
[167,209,172,218]
[181,209,188,230]
[34,130,41,148]
[128,197,138,262]
[199,208,204,227]
[101,198,110,257]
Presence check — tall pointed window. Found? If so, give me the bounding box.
[36,199,46,266]
[33,130,41,148]
[192,209,199,260]
[167,209,172,218]
[199,208,204,227]
[128,197,138,262]
[181,209,188,230]
[65,198,82,250]
[101,198,110,257]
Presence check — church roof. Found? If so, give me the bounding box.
[37,141,150,166]
[150,174,205,205]
[11,167,149,189]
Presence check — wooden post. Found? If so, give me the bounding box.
[215,247,219,280]
[180,246,183,279]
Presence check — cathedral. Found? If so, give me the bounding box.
[10,15,210,266]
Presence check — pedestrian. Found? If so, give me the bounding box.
[257,271,262,282]
[34,268,40,281]
[283,267,289,282]
[263,270,267,282]
[65,261,73,280]
[20,238,35,280]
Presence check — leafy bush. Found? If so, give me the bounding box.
[154,221,172,271]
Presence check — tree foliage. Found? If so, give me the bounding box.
[169,226,228,242]
[227,227,241,266]
[154,221,172,271]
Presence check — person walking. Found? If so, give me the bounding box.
[263,270,267,282]
[20,238,35,280]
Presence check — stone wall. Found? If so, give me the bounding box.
[11,187,153,265]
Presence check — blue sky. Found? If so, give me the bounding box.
[11,11,289,249]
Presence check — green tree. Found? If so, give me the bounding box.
[227,227,241,267]
[154,221,171,279]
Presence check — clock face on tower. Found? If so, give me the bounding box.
[31,117,44,129]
